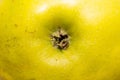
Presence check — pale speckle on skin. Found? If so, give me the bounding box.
[62,0,77,6]
[0,0,2,5]
[43,57,70,67]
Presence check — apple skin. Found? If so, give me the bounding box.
[0,0,120,80]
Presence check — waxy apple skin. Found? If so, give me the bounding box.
[0,0,120,80]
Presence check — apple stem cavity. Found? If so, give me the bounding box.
[51,27,70,50]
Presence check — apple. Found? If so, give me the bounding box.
[0,0,120,80]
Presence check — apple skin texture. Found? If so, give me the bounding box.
[0,0,120,80]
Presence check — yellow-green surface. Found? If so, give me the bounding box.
[0,0,120,80]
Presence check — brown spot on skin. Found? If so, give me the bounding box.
[14,24,18,27]
[25,29,27,32]
[56,59,58,61]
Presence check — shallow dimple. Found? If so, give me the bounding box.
[1,12,3,16]
[0,76,7,80]
[12,0,14,2]
[29,78,36,80]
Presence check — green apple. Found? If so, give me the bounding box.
[0,0,120,80]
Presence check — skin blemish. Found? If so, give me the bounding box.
[14,24,18,27]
